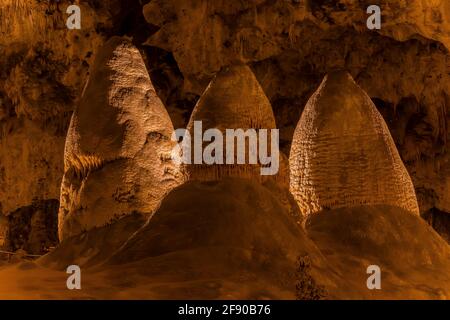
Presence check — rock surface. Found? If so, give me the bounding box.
[0,183,449,299]
[184,65,286,183]
[0,0,111,212]
[307,205,450,299]
[37,178,331,299]
[0,0,448,298]
[3,200,59,255]
[290,71,420,217]
[58,37,181,240]
[0,214,7,248]
[142,0,450,236]
[0,0,123,250]
[0,0,449,241]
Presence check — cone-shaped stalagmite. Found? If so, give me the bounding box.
[185,65,287,183]
[0,214,7,248]
[289,71,420,217]
[58,37,182,240]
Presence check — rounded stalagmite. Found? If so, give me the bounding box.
[289,71,420,217]
[58,37,182,241]
[184,64,287,185]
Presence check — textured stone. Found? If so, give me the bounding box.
[184,64,286,184]
[0,0,448,244]
[142,0,450,227]
[143,0,450,94]
[0,214,6,248]
[289,71,420,217]
[58,37,182,240]
[423,208,450,243]
[0,0,113,229]
[0,120,65,216]
[306,205,450,299]
[3,200,59,255]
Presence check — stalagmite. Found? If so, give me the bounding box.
[58,37,182,240]
[184,64,287,185]
[289,71,420,217]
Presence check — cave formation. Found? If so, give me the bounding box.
[289,71,420,217]
[0,0,449,300]
[58,36,182,240]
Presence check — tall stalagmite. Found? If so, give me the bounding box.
[184,64,287,184]
[58,37,181,240]
[289,71,420,217]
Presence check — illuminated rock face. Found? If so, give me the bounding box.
[289,72,420,217]
[0,215,7,248]
[58,37,181,240]
[184,65,286,184]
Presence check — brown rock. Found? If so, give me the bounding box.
[58,37,182,240]
[289,71,420,217]
[3,200,59,255]
[0,0,115,237]
[0,214,7,248]
[184,65,286,184]
[307,205,450,299]
[1,0,449,239]
[141,0,450,224]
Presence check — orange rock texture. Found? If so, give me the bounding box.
[0,1,448,300]
[0,0,448,251]
[59,37,181,240]
[184,65,285,183]
[289,72,420,216]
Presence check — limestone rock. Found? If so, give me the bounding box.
[289,71,420,217]
[58,37,182,240]
[184,64,287,184]
[0,214,7,248]
[307,205,450,299]
[423,208,450,243]
[0,120,65,216]
[39,213,146,270]
[0,0,116,240]
[1,0,449,241]
[143,0,450,94]
[3,200,59,255]
[105,178,326,299]
[142,0,450,229]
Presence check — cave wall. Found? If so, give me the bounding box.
[0,0,449,246]
[4,199,59,255]
[0,0,129,251]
